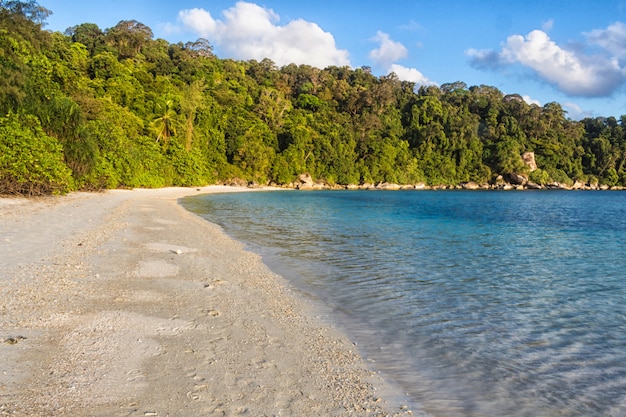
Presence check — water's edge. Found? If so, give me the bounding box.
[179,194,423,414]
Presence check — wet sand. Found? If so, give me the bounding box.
[0,186,413,416]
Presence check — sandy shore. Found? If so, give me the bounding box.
[0,186,412,416]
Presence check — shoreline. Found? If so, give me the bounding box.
[0,186,412,416]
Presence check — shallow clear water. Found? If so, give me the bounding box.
[182,190,626,417]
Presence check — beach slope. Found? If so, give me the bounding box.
[0,187,407,416]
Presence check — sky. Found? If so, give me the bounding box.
[40,0,626,120]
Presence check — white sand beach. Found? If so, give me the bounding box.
[0,186,412,416]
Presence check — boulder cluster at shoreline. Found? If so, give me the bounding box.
[230,172,624,192]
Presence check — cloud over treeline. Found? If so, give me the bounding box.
[467,23,626,97]
[368,31,436,87]
[177,1,350,68]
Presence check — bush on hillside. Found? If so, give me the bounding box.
[0,113,73,195]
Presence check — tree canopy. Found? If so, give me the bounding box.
[1,1,626,195]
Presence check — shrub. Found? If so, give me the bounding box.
[0,113,73,195]
[529,168,551,185]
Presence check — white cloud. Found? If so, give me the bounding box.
[177,2,350,68]
[502,30,622,96]
[563,102,593,120]
[369,31,408,68]
[585,21,626,59]
[468,28,625,97]
[522,95,541,106]
[178,8,217,35]
[366,31,433,87]
[388,64,437,87]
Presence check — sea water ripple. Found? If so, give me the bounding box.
[182,190,626,417]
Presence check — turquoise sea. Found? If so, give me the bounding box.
[181,190,626,417]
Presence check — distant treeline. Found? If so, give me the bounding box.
[1,1,625,195]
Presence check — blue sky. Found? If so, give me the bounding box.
[41,0,626,120]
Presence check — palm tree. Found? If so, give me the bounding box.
[152,99,178,144]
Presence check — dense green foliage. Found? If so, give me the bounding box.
[1,2,626,195]
[0,113,73,194]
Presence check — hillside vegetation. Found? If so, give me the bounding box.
[2,1,626,195]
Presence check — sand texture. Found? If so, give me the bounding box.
[0,187,412,416]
